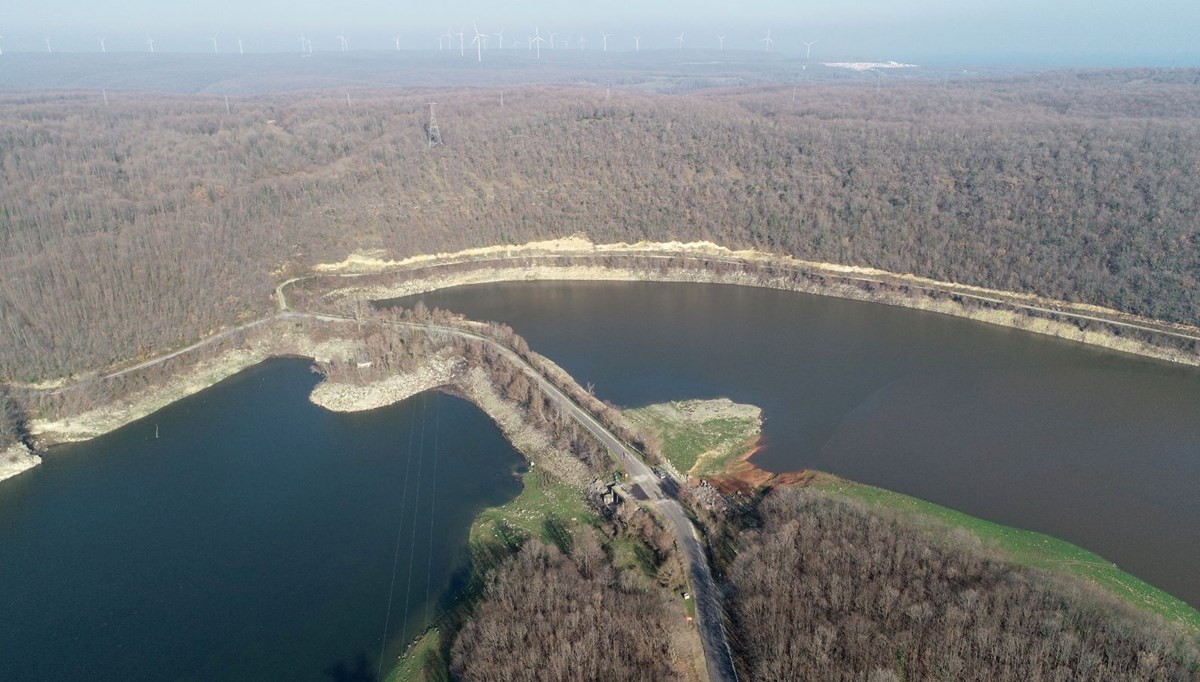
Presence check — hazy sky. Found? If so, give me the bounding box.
[3,0,1198,65]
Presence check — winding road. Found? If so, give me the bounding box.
[279,287,743,680]
[393,318,741,682]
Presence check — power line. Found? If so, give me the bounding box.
[424,392,442,622]
[397,391,431,662]
[375,395,422,681]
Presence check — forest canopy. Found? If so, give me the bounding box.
[725,487,1200,680]
[2,71,1199,381]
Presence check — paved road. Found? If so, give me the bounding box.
[405,320,740,682]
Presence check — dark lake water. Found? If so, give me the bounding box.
[0,358,523,682]
[396,281,1200,609]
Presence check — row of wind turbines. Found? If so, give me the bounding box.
[430,26,817,61]
[0,35,246,55]
[0,29,818,59]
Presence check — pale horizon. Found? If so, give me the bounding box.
[1,0,1198,67]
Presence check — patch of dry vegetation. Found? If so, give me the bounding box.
[725,487,1200,681]
[451,533,688,682]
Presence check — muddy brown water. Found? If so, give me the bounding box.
[394,280,1200,609]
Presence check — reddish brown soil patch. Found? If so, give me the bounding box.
[704,438,814,494]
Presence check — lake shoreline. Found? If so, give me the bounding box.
[626,398,1200,633]
[17,238,1200,456]
[0,443,40,483]
[311,238,1200,368]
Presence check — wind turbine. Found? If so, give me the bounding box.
[531,26,545,59]
[803,40,817,59]
[577,35,587,49]
[471,22,487,62]
[632,36,640,51]
[761,29,773,52]
[0,36,4,56]
[238,37,244,54]
[394,36,402,51]
[717,35,726,51]
[601,32,611,52]
[494,29,504,49]
[548,31,557,49]
[210,36,218,54]
[45,37,52,53]
[337,33,348,52]
[455,29,465,56]
[146,36,155,53]
[676,33,684,50]
[99,37,106,53]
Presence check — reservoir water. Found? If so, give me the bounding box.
[3,281,1197,681]
[0,358,523,681]
[396,281,1200,609]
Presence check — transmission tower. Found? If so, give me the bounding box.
[426,102,442,147]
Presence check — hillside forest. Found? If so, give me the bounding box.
[2,70,1199,386]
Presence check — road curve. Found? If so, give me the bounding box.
[405,320,740,682]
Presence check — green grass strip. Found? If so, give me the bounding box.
[810,473,1200,632]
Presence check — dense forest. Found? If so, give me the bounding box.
[450,535,683,681]
[724,487,1200,680]
[3,70,1200,383]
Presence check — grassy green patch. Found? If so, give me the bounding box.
[682,592,696,619]
[626,401,760,477]
[809,473,1200,632]
[385,466,599,682]
[608,535,659,578]
[385,627,445,682]
[469,467,598,546]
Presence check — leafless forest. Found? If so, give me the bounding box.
[724,488,1200,681]
[450,535,683,682]
[2,70,1199,387]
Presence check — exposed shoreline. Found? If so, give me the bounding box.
[310,360,596,489]
[26,319,365,446]
[311,238,1200,368]
[308,356,462,413]
[0,443,41,483]
[17,237,1200,458]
